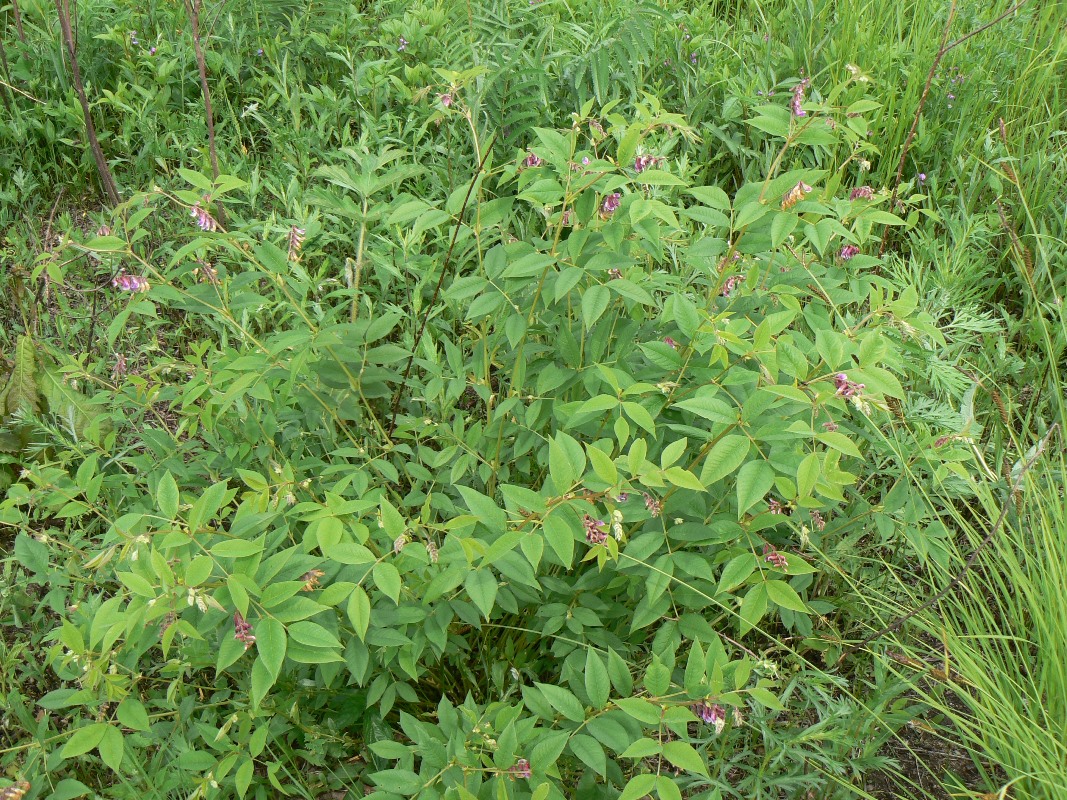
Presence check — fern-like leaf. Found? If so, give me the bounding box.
[1,335,38,417]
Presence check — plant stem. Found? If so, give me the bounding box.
[185,0,225,223]
[55,0,120,206]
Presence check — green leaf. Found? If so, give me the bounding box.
[770,212,799,248]
[13,533,49,575]
[765,580,808,613]
[657,774,684,800]
[643,658,671,696]
[619,775,657,800]
[48,779,92,800]
[115,698,150,732]
[347,587,371,641]
[288,621,342,649]
[369,769,422,795]
[211,539,264,558]
[569,734,607,776]
[717,553,756,595]
[255,618,286,681]
[465,569,498,620]
[617,123,642,167]
[534,682,586,722]
[98,726,124,771]
[623,401,657,435]
[373,562,402,604]
[661,740,710,778]
[748,687,786,710]
[61,723,109,758]
[157,472,179,520]
[607,648,634,696]
[739,583,769,635]
[584,650,611,709]
[542,512,575,568]
[586,445,618,485]
[736,460,775,517]
[328,543,376,564]
[816,431,862,457]
[683,641,706,695]
[664,466,704,492]
[797,453,820,498]
[620,738,663,759]
[614,697,662,725]
[582,284,611,329]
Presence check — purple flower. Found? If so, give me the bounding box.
[643,493,662,518]
[690,53,698,64]
[112,353,128,381]
[781,181,813,211]
[508,759,531,780]
[833,373,865,399]
[234,612,256,650]
[523,151,542,168]
[767,499,784,515]
[288,226,306,261]
[791,79,809,117]
[149,46,157,55]
[849,186,874,201]
[190,201,219,232]
[583,515,608,545]
[691,701,726,734]
[764,549,788,569]
[439,93,453,107]
[600,193,621,216]
[582,156,590,165]
[256,48,264,57]
[634,154,659,173]
[112,273,150,293]
[918,173,927,186]
[397,36,408,52]
[839,245,860,261]
[822,420,839,432]
[614,492,629,502]
[721,274,743,298]
[663,337,677,349]
[608,268,622,280]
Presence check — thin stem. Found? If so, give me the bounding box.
[879,0,1031,255]
[387,135,497,436]
[55,0,120,205]
[185,0,225,223]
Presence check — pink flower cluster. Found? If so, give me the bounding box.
[722,274,744,298]
[692,701,726,734]
[791,79,809,117]
[191,201,219,232]
[644,493,662,518]
[849,186,874,201]
[508,759,531,780]
[288,226,306,261]
[600,193,622,216]
[522,151,542,168]
[634,154,662,173]
[583,514,607,545]
[112,273,150,293]
[834,372,864,399]
[839,245,860,261]
[234,612,256,650]
[763,546,788,569]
